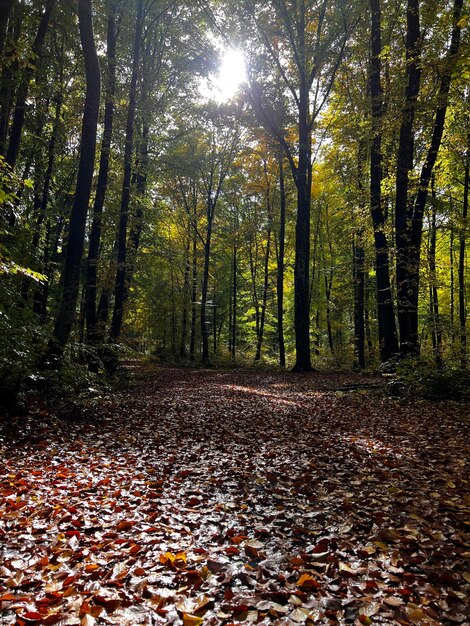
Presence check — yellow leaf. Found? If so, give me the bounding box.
[182,614,203,626]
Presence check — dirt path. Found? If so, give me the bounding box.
[0,366,469,625]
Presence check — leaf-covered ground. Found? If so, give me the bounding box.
[0,366,469,626]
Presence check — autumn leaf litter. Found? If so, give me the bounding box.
[0,366,468,625]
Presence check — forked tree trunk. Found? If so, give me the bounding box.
[396,0,463,357]
[42,0,100,364]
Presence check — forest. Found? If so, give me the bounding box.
[0,0,468,381]
[0,1,469,625]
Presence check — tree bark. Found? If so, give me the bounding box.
[201,195,214,363]
[0,0,15,57]
[85,0,117,345]
[353,230,366,369]
[459,157,469,368]
[428,178,442,367]
[369,0,399,362]
[180,238,190,357]
[276,154,286,367]
[255,226,271,361]
[6,0,55,171]
[109,0,144,342]
[394,0,463,357]
[43,0,100,363]
[231,243,237,360]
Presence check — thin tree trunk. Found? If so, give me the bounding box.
[428,178,442,366]
[212,288,217,354]
[42,0,100,364]
[459,158,469,368]
[369,0,399,362]
[0,0,15,57]
[231,243,237,360]
[189,230,197,361]
[255,227,271,361]
[0,3,22,157]
[6,0,55,171]
[109,0,144,342]
[277,154,286,367]
[353,230,366,368]
[85,0,116,345]
[180,238,190,357]
[200,197,214,364]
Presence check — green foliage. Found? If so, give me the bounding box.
[396,358,470,401]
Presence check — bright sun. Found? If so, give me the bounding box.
[200,49,246,102]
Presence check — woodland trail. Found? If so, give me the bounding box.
[0,366,469,626]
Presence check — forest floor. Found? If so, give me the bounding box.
[0,365,469,626]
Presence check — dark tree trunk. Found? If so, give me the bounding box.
[31,94,62,316]
[292,85,312,371]
[6,0,55,171]
[189,229,197,361]
[0,0,15,56]
[277,154,286,367]
[231,243,237,360]
[353,231,366,369]
[200,197,214,364]
[428,177,442,367]
[369,0,399,362]
[394,0,422,356]
[212,288,217,354]
[180,238,190,357]
[109,0,144,342]
[85,0,116,345]
[460,158,469,368]
[43,0,100,364]
[255,226,271,361]
[395,0,463,357]
[0,3,22,157]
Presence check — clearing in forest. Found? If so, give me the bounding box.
[0,366,468,625]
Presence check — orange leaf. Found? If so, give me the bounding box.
[297,573,320,590]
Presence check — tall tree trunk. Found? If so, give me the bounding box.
[394,0,421,356]
[0,0,15,57]
[231,243,237,360]
[200,197,214,364]
[6,0,55,171]
[406,0,464,356]
[255,226,271,361]
[277,154,286,367]
[180,238,190,357]
[292,88,312,370]
[428,178,442,366]
[32,94,62,316]
[189,228,197,361]
[353,230,366,369]
[109,0,144,342]
[395,0,463,357]
[42,0,100,364]
[85,0,116,345]
[0,3,22,157]
[459,157,469,368]
[369,0,399,362]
